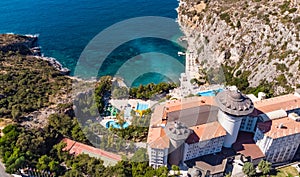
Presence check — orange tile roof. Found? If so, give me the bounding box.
[187,121,226,143]
[62,138,122,161]
[233,132,265,160]
[166,105,219,127]
[195,159,227,175]
[252,94,300,115]
[149,136,170,149]
[62,138,76,151]
[165,97,216,113]
[147,94,300,151]
[150,105,165,126]
[147,127,169,149]
[257,117,300,139]
[147,127,163,144]
[148,97,219,149]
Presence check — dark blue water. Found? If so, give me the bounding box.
[0,0,185,86]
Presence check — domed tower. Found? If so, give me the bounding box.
[165,121,192,166]
[216,89,254,148]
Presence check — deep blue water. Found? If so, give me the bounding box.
[0,0,185,86]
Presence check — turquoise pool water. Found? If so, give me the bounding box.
[136,103,149,111]
[106,121,129,129]
[198,88,224,97]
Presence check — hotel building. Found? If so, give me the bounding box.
[147,88,300,168]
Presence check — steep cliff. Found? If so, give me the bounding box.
[178,0,300,94]
[0,34,38,55]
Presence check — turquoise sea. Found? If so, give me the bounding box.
[0,0,185,86]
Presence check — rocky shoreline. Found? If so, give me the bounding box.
[0,33,70,75]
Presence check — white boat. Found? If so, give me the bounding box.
[178,51,186,56]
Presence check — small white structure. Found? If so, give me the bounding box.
[178,51,186,56]
[258,92,267,100]
[288,112,300,121]
[259,110,288,122]
[295,89,300,97]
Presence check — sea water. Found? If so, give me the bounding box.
[0,0,185,86]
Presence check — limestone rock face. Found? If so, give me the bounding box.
[178,0,300,94]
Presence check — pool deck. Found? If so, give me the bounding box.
[110,99,157,111]
[169,83,225,99]
[198,88,224,96]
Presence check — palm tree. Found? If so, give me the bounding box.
[242,162,256,177]
[116,111,125,128]
[258,160,271,175]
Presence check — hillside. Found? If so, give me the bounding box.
[0,34,72,121]
[178,0,300,94]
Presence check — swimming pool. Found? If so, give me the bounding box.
[106,120,129,129]
[198,88,224,97]
[136,103,149,111]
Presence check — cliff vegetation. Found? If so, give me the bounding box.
[178,0,300,95]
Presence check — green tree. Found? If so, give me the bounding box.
[131,148,148,163]
[132,161,149,176]
[258,160,271,175]
[112,87,129,99]
[156,166,169,177]
[242,162,256,177]
[171,165,180,176]
[47,114,73,136]
[37,155,52,171]
[11,105,21,120]
[225,172,232,177]
[116,111,126,128]
[64,169,84,177]
[71,122,88,143]
[51,142,68,161]
[48,160,60,173]
[94,76,113,113]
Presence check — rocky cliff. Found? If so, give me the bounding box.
[178,0,300,94]
[0,34,70,75]
[0,34,39,55]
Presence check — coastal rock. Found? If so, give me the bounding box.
[36,56,70,75]
[0,34,38,55]
[0,34,70,75]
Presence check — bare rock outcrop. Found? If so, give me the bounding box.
[178,0,300,94]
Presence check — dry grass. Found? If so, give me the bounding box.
[0,118,13,127]
[271,166,299,177]
[0,34,28,46]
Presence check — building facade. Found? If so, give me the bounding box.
[147,89,300,168]
[240,116,258,133]
[254,116,300,163]
[148,147,169,168]
[184,136,225,161]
